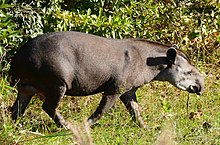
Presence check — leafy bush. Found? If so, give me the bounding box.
[0,0,219,74]
[0,2,20,73]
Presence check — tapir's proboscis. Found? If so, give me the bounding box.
[10,31,204,128]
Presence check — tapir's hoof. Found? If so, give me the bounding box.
[87,119,95,126]
[139,122,146,129]
[63,122,72,130]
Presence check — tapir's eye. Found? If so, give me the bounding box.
[184,70,192,75]
[187,70,192,75]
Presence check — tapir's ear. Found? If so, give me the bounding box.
[166,47,177,64]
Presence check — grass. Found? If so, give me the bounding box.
[0,61,220,144]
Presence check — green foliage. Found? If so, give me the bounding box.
[0,0,219,74]
[0,2,19,73]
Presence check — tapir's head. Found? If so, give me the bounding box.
[154,45,205,95]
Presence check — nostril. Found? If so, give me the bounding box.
[189,85,200,93]
[194,86,199,92]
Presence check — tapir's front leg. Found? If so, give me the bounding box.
[120,88,145,128]
[88,94,119,125]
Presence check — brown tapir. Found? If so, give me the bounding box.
[10,31,204,128]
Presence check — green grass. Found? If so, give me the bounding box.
[0,62,220,145]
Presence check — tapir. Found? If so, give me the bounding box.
[10,31,204,128]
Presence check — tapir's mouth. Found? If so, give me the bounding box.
[188,85,202,95]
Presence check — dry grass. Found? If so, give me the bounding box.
[68,120,94,145]
[156,122,176,145]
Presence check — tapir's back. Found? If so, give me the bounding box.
[12,31,126,68]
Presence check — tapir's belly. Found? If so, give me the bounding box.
[65,78,114,96]
[65,85,106,96]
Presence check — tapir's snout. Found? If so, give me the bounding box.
[188,75,205,95]
[188,85,202,95]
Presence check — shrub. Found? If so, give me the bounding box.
[0,0,219,74]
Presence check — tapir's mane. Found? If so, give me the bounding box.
[132,38,191,63]
[132,38,172,47]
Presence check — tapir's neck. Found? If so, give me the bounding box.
[131,40,170,84]
[144,60,169,83]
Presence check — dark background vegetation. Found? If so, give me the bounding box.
[0,0,219,144]
[0,0,219,74]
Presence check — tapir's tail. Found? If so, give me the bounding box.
[9,75,16,87]
[8,58,17,87]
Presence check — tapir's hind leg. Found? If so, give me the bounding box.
[42,86,68,128]
[11,82,36,120]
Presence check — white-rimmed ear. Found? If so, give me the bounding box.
[167,47,177,64]
[172,44,179,49]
